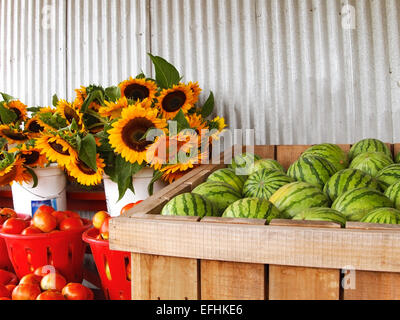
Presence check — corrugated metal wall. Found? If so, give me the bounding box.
[0,0,399,145]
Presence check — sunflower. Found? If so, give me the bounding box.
[119,77,158,103]
[9,144,48,168]
[24,117,46,137]
[74,86,102,112]
[65,154,105,186]
[108,104,167,165]
[209,116,227,141]
[161,166,198,184]
[56,100,84,130]
[156,84,195,120]
[187,82,202,105]
[0,125,29,144]
[35,134,78,166]
[98,97,128,120]
[5,100,28,122]
[186,113,209,143]
[0,156,29,186]
[35,107,61,132]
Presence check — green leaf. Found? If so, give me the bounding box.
[201,91,215,118]
[24,166,38,188]
[52,94,59,107]
[27,107,42,113]
[81,90,104,113]
[78,134,98,171]
[115,156,146,201]
[136,72,146,79]
[148,170,163,196]
[148,54,181,89]
[0,104,18,124]
[0,93,15,103]
[173,109,191,133]
[105,86,121,102]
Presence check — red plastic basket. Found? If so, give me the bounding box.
[0,214,31,271]
[82,228,131,300]
[0,219,91,282]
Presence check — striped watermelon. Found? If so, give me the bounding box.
[229,152,261,173]
[292,208,347,227]
[384,181,400,210]
[243,169,294,200]
[207,168,246,194]
[375,164,400,191]
[161,193,218,217]
[192,182,242,216]
[269,182,331,218]
[323,168,380,202]
[331,187,394,221]
[287,155,337,189]
[349,152,394,177]
[250,159,286,175]
[222,198,282,223]
[302,143,349,171]
[349,139,392,161]
[360,207,400,225]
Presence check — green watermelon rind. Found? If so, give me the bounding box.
[207,168,246,194]
[349,152,394,177]
[360,207,400,225]
[292,207,347,227]
[349,139,392,161]
[161,193,218,217]
[375,164,400,191]
[302,143,349,171]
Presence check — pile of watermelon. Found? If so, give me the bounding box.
[161,139,400,227]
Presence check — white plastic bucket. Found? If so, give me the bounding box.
[103,168,167,217]
[11,165,67,217]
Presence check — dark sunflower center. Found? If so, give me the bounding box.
[121,117,154,152]
[162,91,187,113]
[1,129,28,141]
[28,120,45,133]
[64,106,80,124]
[49,141,70,156]
[21,151,40,165]
[10,108,22,120]
[124,84,150,101]
[77,160,97,176]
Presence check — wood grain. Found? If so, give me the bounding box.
[276,145,311,170]
[268,220,340,300]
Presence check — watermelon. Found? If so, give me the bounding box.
[360,207,400,225]
[302,143,349,171]
[269,182,331,218]
[229,152,261,173]
[331,187,394,221]
[323,168,380,202]
[207,168,246,194]
[375,164,400,191]
[161,193,218,217]
[287,155,337,189]
[243,169,294,200]
[192,182,242,216]
[384,181,400,210]
[250,159,286,175]
[222,198,282,223]
[349,152,394,177]
[349,139,392,161]
[292,208,347,227]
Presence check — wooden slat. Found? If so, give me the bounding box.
[276,145,311,170]
[131,253,199,300]
[200,218,266,300]
[270,219,342,229]
[268,220,340,300]
[336,144,351,152]
[393,143,400,158]
[253,145,275,159]
[110,216,400,273]
[344,221,400,300]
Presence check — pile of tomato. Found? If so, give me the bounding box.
[1,205,86,235]
[0,266,94,300]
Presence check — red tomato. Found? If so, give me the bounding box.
[51,211,69,226]
[0,284,10,298]
[0,208,17,220]
[32,210,57,233]
[120,201,143,216]
[92,211,110,230]
[40,273,67,292]
[0,297,11,300]
[34,205,55,216]
[5,284,16,295]
[12,284,41,300]
[62,283,92,300]
[19,273,42,286]
[21,226,42,235]
[1,217,28,234]
[59,217,84,231]
[0,270,18,286]
[63,211,81,219]
[33,265,59,278]
[37,290,66,300]
[99,217,110,240]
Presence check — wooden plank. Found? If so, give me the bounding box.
[200,218,266,300]
[336,144,351,152]
[344,221,400,300]
[393,143,400,158]
[270,219,341,229]
[110,217,400,273]
[268,220,340,300]
[253,145,275,159]
[276,145,311,170]
[131,253,199,300]
[201,217,267,226]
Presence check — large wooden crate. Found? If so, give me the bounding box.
[110,144,400,300]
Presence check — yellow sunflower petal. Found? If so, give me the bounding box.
[66,154,105,186]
